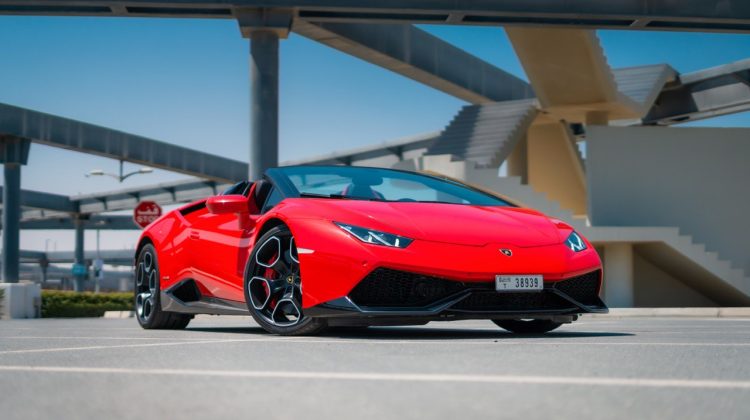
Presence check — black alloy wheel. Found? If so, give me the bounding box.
[244,225,327,336]
[135,244,192,329]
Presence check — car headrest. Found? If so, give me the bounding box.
[253,179,273,207]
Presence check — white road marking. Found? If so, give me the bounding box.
[0,336,232,341]
[0,337,295,355]
[0,365,748,390]
[1,336,749,352]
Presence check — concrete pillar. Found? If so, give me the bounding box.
[586,110,609,126]
[603,243,635,307]
[0,136,30,284]
[506,135,528,184]
[73,216,86,292]
[2,163,21,283]
[234,8,292,181]
[250,31,280,181]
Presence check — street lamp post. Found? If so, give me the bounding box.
[85,160,153,183]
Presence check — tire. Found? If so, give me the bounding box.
[244,225,327,336]
[492,319,562,334]
[134,244,192,330]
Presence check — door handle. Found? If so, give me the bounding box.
[190,231,200,240]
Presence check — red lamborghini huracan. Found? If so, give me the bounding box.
[134,166,607,335]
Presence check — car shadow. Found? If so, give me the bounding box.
[321,327,634,340]
[187,325,634,340]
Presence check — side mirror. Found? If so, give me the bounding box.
[206,195,257,215]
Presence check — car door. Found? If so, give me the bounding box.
[188,182,255,302]
[190,181,281,303]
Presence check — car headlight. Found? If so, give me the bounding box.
[565,231,588,252]
[334,222,413,248]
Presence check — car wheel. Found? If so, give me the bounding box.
[244,225,327,336]
[492,319,562,334]
[135,244,192,329]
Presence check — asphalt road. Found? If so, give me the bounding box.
[1,316,749,420]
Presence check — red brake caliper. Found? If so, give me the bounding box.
[264,252,278,309]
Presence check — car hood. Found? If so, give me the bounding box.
[286,199,563,247]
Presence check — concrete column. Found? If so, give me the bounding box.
[234,8,292,181]
[250,31,280,181]
[73,216,86,292]
[506,135,528,184]
[2,163,21,283]
[0,136,29,284]
[586,110,610,126]
[603,243,635,307]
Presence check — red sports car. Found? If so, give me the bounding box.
[134,166,607,335]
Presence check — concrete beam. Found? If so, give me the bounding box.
[71,179,229,214]
[10,215,139,230]
[294,21,534,104]
[0,186,77,213]
[0,103,248,183]
[0,1,750,33]
[16,249,134,266]
[282,132,438,166]
[644,58,750,125]
[506,28,640,122]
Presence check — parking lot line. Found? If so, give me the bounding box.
[2,336,750,352]
[0,337,293,355]
[1,365,748,390]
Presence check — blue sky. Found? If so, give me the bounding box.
[0,17,749,250]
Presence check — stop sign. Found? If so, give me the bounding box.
[133,201,162,229]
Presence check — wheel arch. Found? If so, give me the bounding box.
[254,217,290,245]
[134,235,154,265]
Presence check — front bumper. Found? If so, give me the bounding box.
[305,268,608,325]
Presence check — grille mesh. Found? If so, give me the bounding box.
[452,291,573,311]
[553,270,601,306]
[348,268,602,310]
[349,268,467,308]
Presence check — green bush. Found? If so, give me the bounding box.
[42,290,133,318]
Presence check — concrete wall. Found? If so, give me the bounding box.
[633,251,717,307]
[0,282,41,319]
[587,126,750,275]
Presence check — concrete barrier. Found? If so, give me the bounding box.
[0,282,41,319]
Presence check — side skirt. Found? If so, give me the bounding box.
[161,279,249,316]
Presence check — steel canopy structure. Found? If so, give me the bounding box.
[0,1,749,33]
[0,103,248,183]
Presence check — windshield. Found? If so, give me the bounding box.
[275,166,512,206]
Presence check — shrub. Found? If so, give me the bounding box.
[42,290,133,318]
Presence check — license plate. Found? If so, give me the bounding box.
[495,275,544,292]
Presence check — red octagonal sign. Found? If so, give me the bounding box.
[133,201,162,229]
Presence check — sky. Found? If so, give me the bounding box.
[0,16,749,252]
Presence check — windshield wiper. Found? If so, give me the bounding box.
[299,192,387,201]
[299,192,351,199]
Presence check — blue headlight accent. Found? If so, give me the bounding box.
[566,231,588,252]
[334,222,413,248]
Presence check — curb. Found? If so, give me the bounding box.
[585,307,750,318]
[103,311,135,319]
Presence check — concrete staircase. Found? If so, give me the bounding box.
[425,99,537,167]
[393,154,750,305]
